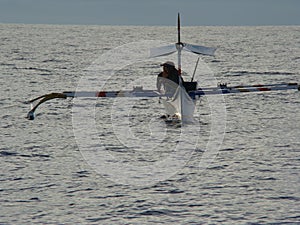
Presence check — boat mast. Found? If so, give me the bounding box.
[176,13,183,76]
[176,13,184,121]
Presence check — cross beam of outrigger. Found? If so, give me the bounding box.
[26,83,300,120]
[26,13,299,121]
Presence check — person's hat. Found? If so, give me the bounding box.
[160,61,175,67]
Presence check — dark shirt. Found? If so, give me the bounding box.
[157,67,183,84]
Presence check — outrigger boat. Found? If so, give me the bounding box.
[26,14,300,121]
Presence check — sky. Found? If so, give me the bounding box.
[0,0,299,26]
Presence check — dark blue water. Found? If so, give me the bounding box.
[1,24,299,224]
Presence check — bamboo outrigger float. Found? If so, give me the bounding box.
[26,14,299,121]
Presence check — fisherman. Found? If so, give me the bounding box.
[156,61,183,96]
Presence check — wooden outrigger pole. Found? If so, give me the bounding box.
[26,83,299,120]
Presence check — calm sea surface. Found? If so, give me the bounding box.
[1,24,300,224]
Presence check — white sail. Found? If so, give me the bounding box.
[183,43,216,56]
[161,98,177,116]
[150,44,177,58]
[166,85,196,123]
[150,43,216,58]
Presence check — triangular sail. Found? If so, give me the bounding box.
[161,98,177,116]
[168,85,196,122]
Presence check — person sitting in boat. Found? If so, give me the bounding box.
[156,61,184,96]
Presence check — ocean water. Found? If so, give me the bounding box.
[1,23,300,224]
